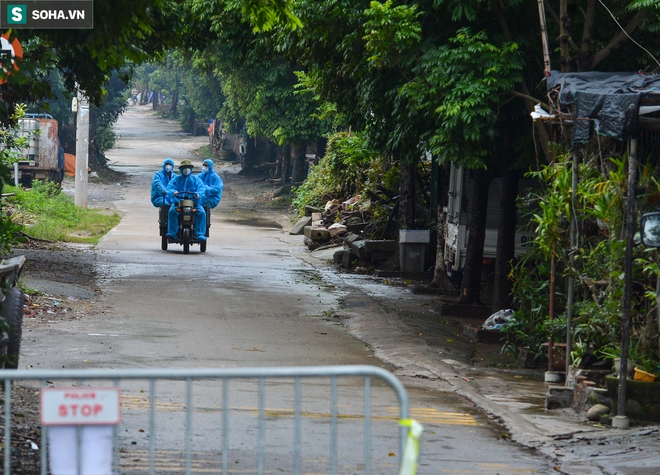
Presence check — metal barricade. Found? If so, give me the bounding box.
[0,365,411,474]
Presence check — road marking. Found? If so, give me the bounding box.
[384,406,478,426]
[119,449,396,473]
[121,395,478,426]
[119,450,540,474]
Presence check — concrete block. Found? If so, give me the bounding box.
[311,212,323,222]
[303,226,330,242]
[589,388,610,407]
[289,216,312,235]
[341,249,354,268]
[332,250,344,265]
[305,205,322,216]
[344,233,362,245]
[349,240,368,259]
[363,240,398,253]
[546,386,574,410]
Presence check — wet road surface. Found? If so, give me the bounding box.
[20,105,559,474]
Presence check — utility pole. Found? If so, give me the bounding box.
[614,138,638,429]
[74,89,89,208]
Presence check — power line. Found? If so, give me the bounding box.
[597,0,660,68]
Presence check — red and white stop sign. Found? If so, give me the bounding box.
[41,387,121,426]
[0,34,22,85]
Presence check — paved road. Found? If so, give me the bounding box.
[21,106,558,474]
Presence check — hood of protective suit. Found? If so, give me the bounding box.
[198,158,223,209]
[162,158,175,171]
[203,158,214,171]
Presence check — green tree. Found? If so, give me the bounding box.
[180,1,329,179]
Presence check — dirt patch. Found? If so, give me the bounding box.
[20,247,96,287]
[0,384,42,474]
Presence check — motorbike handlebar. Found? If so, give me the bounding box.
[174,191,198,200]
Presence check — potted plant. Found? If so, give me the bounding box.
[634,358,659,382]
[597,344,635,378]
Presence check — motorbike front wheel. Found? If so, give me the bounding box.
[161,235,168,251]
[200,240,206,253]
[182,228,190,254]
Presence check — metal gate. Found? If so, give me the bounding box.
[0,365,413,475]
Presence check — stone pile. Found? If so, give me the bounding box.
[289,196,398,270]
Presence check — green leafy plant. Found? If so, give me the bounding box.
[596,343,620,361]
[510,153,640,360]
[292,131,378,213]
[570,338,587,368]
[636,356,660,376]
[5,181,119,244]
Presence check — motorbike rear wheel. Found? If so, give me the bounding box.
[161,235,168,251]
[200,240,207,253]
[1,288,23,370]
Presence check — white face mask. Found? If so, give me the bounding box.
[182,168,191,176]
[165,165,173,172]
[202,165,209,173]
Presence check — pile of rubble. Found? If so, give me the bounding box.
[289,196,399,270]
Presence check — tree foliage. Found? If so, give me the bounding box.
[293,131,379,212]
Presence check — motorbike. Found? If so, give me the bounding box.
[159,191,210,254]
[0,255,25,369]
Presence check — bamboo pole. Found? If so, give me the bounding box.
[566,152,579,378]
[537,0,552,76]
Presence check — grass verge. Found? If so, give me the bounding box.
[4,181,120,245]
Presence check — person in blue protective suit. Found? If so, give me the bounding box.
[197,158,224,208]
[150,158,176,207]
[166,159,207,241]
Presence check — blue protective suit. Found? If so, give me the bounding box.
[151,158,176,207]
[166,171,207,241]
[197,158,224,208]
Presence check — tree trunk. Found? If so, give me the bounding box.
[170,90,179,116]
[459,169,492,305]
[291,145,307,184]
[430,162,457,291]
[243,135,257,171]
[559,0,570,71]
[281,144,292,184]
[152,90,159,110]
[275,145,283,178]
[315,136,328,165]
[492,169,519,312]
[398,158,416,229]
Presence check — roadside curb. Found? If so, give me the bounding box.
[296,249,625,472]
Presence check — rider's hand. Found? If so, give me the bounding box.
[195,194,199,200]
[162,190,166,196]
[173,191,179,196]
